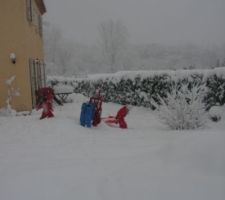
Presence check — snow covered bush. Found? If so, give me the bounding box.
[47,68,225,109]
[208,105,225,122]
[152,84,207,130]
[53,84,74,94]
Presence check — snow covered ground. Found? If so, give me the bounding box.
[0,94,225,200]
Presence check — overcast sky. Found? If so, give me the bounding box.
[44,0,225,46]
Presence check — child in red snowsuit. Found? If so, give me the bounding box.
[36,88,54,120]
[39,95,54,119]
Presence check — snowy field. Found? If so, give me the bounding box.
[0,94,225,200]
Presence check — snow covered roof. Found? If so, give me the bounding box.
[34,0,46,15]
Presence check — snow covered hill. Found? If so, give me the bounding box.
[0,94,225,200]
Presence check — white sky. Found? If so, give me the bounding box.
[43,0,225,45]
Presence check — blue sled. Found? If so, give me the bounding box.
[80,102,95,127]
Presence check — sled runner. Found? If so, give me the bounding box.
[102,116,119,127]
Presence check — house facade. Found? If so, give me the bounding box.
[0,0,46,112]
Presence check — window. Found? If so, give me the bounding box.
[29,58,46,107]
[26,0,43,37]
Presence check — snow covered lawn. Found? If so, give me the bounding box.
[0,94,225,200]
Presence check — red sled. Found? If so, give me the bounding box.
[103,106,130,129]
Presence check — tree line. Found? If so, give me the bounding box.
[43,20,225,76]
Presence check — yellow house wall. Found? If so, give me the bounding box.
[0,0,45,112]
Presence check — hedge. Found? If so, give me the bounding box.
[47,68,225,109]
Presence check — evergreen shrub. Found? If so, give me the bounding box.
[47,68,225,109]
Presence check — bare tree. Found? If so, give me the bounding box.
[43,23,77,75]
[43,23,62,74]
[98,19,129,72]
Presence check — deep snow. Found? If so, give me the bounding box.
[0,94,225,200]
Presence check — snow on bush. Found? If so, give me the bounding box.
[53,84,74,94]
[152,84,207,130]
[47,68,225,109]
[208,105,225,122]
